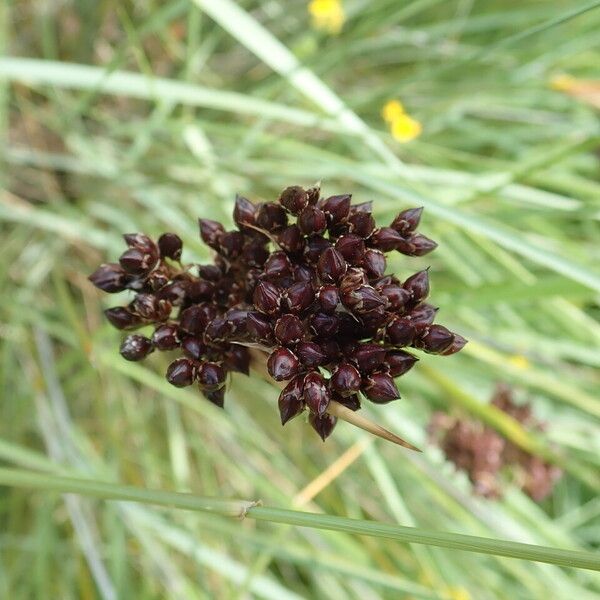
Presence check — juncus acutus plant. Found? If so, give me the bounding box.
[89,185,466,441]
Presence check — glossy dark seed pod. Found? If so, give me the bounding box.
[199,219,225,249]
[256,202,288,231]
[179,305,208,335]
[277,225,304,254]
[309,312,339,338]
[363,249,386,279]
[403,269,430,303]
[303,371,330,416]
[408,303,438,325]
[335,234,365,265]
[166,357,197,387]
[441,334,467,355]
[152,323,180,350]
[224,345,250,375]
[379,284,410,313]
[320,340,341,362]
[158,233,183,260]
[233,194,256,228]
[242,239,270,267]
[181,336,207,361]
[186,280,215,303]
[204,317,231,345]
[317,285,340,314]
[363,371,400,403]
[146,269,169,291]
[274,314,305,345]
[413,324,454,354]
[202,387,225,408]
[309,412,337,441]
[317,247,347,283]
[306,185,321,205]
[104,307,141,330]
[341,285,385,314]
[284,281,314,314]
[350,343,386,373]
[217,231,244,258]
[247,311,274,343]
[385,316,415,346]
[131,294,160,320]
[278,185,308,214]
[369,227,403,252]
[198,264,222,281]
[347,211,375,238]
[263,251,292,279]
[385,350,418,377]
[321,194,351,225]
[330,363,362,396]
[120,335,153,361]
[339,268,368,295]
[350,200,373,213]
[267,347,300,381]
[296,341,327,368]
[119,247,156,275]
[123,233,157,253]
[303,235,332,264]
[335,393,361,412]
[298,206,327,236]
[88,263,128,293]
[396,233,438,256]
[253,281,282,315]
[278,375,306,425]
[197,361,226,391]
[391,207,423,234]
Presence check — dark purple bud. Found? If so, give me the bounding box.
[284,281,314,314]
[414,324,454,354]
[303,371,330,416]
[309,413,337,441]
[274,314,305,346]
[181,336,207,361]
[217,231,244,259]
[204,317,230,345]
[278,186,308,215]
[179,305,207,335]
[245,268,262,294]
[88,263,127,293]
[303,235,332,264]
[278,375,306,425]
[247,311,274,343]
[309,312,339,338]
[369,227,403,252]
[408,303,438,325]
[347,211,375,238]
[403,270,430,303]
[335,234,365,265]
[296,341,327,368]
[253,281,282,315]
[339,268,368,295]
[317,285,340,314]
[373,274,399,288]
[386,316,415,346]
[166,358,197,387]
[198,264,222,281]
[391,207,423,234]
[186,279,215,303]
[441,333,467,355]
[225,308,249,336]
[120,335,153,361]
[363,249,386,279]
[342,285,385,314]
[379,284,410,313]
[197,361,226,391]
[335,393,361,412]
[277,225,305,254]
[350,343,386,373]
[256,202,288,231]
[152,323,180,350]
[263,251,292,279]
[267,347,300,381]
[363,371,400,403]
[359,307,389,332]
[242,239,270,267]
[321,194,351,225]
[224,345,250,375]
[233,194,256,228]
[119,247,156,275]
[104,307,141,330]
[294,264,316,285]
[146,269,170,291]
[330,363,362,396]
[131,294,159,320]
[396,233,438,257]
[306,185,321,205]
[350,200,373,213]
[385,350,418,377]
[158,233,183,261]
[320,340,341,362]
[317,247,347,284]
[199,219,225,249]
[123,233,156,253]
[298,206,327,236]
[202,388,225,408]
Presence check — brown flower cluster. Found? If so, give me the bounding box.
[89,184,466,440]
[429,385,562,500]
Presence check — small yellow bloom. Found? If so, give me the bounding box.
[508,355,530,370]
[381,99,405,123]
[390,114,422,143]
[309,0,345,35]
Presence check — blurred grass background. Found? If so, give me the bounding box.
[1,0,600,598]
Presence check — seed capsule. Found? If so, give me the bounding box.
[347,211,375,238]
[104,307,141,330]
[233,194,256,228]
[310,312,339,338]
[278,375,306,425]
[224,345,250,375]
[363,371,400,403]
[166,357,197,387]
[441,334,468,356]
[385,350,418,377]
[199,218,225,249]
[274,314,305,345]
[396,233,438,256]
[278,186,308,214]
[253,281,282,315]
[309,412,337,441]
[216,231,244,259]
[158,233,183,261]
[202,388,226,408]
[335,393,361,412]
[242,239,270,267]
[298,206,327,235]
[321,194,351,225]
[88,263,128,293]
[296,341,327,368]
[414,324,454,354]
[363,249,386,279]
[303,236,332,264]
[131,294,160,320]
[256,202,288,231]
[330,363,361,396]
[277,225,304,254]
[350,200,373,213]
[267,347,300,381]
[379,284,410,313]
[385,316,415,346]
[263,251,293,279]
[181,336,207,361]
[303,371,330,416]
[247,311,274,343]
[186,280,215,303]
[120,335,153,361]
[391,207,423,234]
[369,227,403,252]
[284,281,314,313]
[317,247,347,283]
[408,303,438,325]
[152,323,180,350]
[342,284,385,314]
[197,361,226,391]
[335,234,365,265]
[403,269,430,303]
[179,305,209,335]
[350,343,386,373]
[204,317,231,345]
[317,285,340,314]
[198,264,222,281]
[119,247,156,275]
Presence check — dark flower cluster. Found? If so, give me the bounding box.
[429,384,562,500]
[89,184,466,440]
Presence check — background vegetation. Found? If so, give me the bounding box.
[1,1,599,598]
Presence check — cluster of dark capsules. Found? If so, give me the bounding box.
[429,385,562,500]
[89,184,466,440]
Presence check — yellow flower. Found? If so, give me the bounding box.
[508,354,530,370]
[390,114,422,143]
[381,99,405,123]
[309,0,345,35]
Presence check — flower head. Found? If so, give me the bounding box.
[309,0,345,35]
[382,99,422,143]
